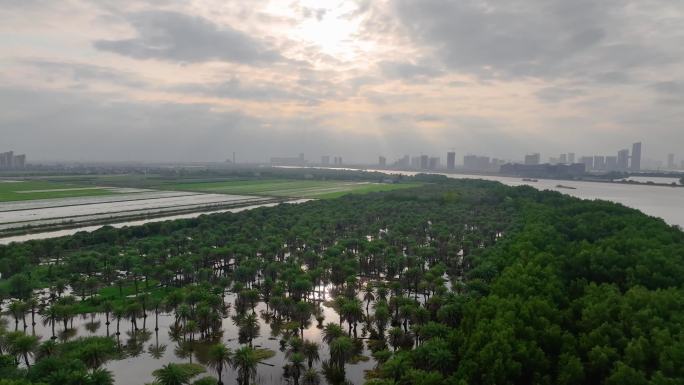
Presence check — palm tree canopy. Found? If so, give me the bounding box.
[152,363,205,385]
[206,342,232,372]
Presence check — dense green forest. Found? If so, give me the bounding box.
[1,176,683,385]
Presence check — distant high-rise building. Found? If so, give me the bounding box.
[410,156,421,169]
[579,156,594,170]
[447,152,456,170]
[428,157,440,170]
[395,155,410,168]
[667,153,675,169]
[378,156,386,167]
[559,153,567,164]
[568,153,575,164]
[321,155,330,165]
[594,155,606,170]
[631,142,642,171]
[617,149,629,171]
[420,155,429,170]
[524,153,540,165]
[605,156,618,171]
[463,155,491,171]
[0,151,14,169]
[0,151,27,169]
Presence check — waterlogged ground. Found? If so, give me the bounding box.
[1,288,377,385]
[0,180,126,202]
[0,192,271,232]
[164,180,422,199]
[0,200,310,245]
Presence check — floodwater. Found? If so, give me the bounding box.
[0,287,375,385]
[0,192,270,231]
[0,200,310,245]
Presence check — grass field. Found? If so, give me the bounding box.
[163,179,422,199]
[0,180,116,202]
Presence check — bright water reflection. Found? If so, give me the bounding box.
[1,288,374,385]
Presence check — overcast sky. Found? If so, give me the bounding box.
[1,0,683,163]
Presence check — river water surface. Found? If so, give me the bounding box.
[364,169,684,228]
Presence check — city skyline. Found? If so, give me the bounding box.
[2,1,684,163]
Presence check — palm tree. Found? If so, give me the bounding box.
[288,352,305,385]
[151,363,205,385]
[10,333,39,368]
[388,327,403,351]
[328,336,354,369]
[41,305,59,340]
[8,301,25,331]
[206,342,232,385]
[36,339,58,360]
[322,323,345,345]
[302,368,321,385]
[126,301,142,332]
[341,300,363,337]
[80,340,113,370]
[238,313,260,347]
[102,301,114,327]
[232,346,259,385]
[113,306,125,337]
[302,340,320,368]
[88,368,115,385]
[363,284,375,315]
[27,296,39,329]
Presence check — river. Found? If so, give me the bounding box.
[364,169,684,228]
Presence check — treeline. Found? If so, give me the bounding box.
[368,186,684,385]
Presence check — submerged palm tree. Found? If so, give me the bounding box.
[232,346,259,385]
[151,363,205,385]
[288,352,305,385]
[9,333,39,368]
[238,313,260,347]
[302,368,321,385]
[41,305,59,340]
[328,336,354,369]
[302,340,320,368]
[206,342,232,385]
[79,340,113,370]
[322,323,345,345]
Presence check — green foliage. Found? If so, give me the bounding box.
[151,363,205,385]
[1,176,683,385]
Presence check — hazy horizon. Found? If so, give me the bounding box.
[2,0,683,163]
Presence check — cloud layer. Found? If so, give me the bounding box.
[1,0,683,163]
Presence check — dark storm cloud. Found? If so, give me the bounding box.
[94,10,281,64]
[392,0,678,80]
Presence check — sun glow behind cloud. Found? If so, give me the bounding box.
[266,0,375,62]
